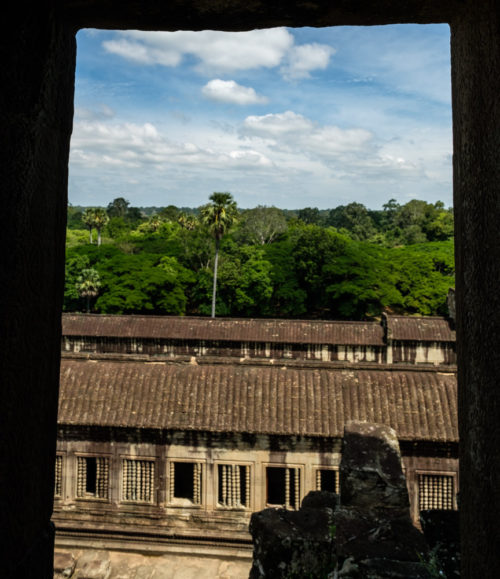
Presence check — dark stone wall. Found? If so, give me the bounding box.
[61,0,462,31]
[451,2,500,576]
[0,3,75,576]
[1,2,499,577]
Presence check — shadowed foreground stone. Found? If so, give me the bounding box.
[249,421,434,578]
[339,422,409,512]
[338,557,432,579]
[335,422,430,578]
[420,509,461,577]
[301,490,338,511]
[249,492,337,578]
[335,508,428,563]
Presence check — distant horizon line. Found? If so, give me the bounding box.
[68,199,453,212]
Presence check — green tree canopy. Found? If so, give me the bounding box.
[237,205,287,245]
[159,205,180,222]
[327,202,376,241]
[297,207,324,225]
[106,197,130,219]
[65,199,455,320]
[290,225,348,315]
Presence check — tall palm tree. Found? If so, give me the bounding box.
[178,212,198,230]
[82,208,97,244]
[200,192,238,318]
[92,208,109,246]
[76,268,101,313]
[148,214,163,232]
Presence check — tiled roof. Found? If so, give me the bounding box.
[385,314,455,342]
[58,359,457,442]
[62,314,385,346]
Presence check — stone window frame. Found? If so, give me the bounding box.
[120,455,157,505]
[263,463,303,511]
[313,465,340,494]
[54,453,65,499]
[166,458,205,508]
[215,461,253,511]
[75,453,112,501]
[415,469,458,512]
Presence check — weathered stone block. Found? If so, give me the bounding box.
[301,490,338,510]
[340,422,409,512]
[337,557,432,578]
[54,550,75,578]
[74,550,111,579]
[335,508,428,562]
[249,503,336,578]
[334,422,431,578]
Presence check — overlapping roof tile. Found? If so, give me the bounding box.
[385,314,455,342]
[62,314,384,345]
[58,359,457,442]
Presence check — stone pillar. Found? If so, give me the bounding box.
[0,4,75,577]
[451,3,500,577]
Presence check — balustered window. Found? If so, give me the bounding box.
[122,459,155,503]
[418,473,456,511]
[315,468,340,494]
[266,466,300,510]
[168,461,203,505]
[54,455,63,498]
[217,464,250,509]
[77,456,109,500]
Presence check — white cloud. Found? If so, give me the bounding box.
[103,29,294,73]
[71,120,168,169]
[71,25,453,208]
[243,111,314,137]
[74,104,115,121]
[303,125,374,156]
[69,104,450,209]
[102,37,182,66]
[281,43,335,80]
[202,79,268,105]
[228,149,273,167]
[238,109,446,191]
[102,29,334,80]
[242,111,373,159]
[69,111,428,201]
[70,119,275,175]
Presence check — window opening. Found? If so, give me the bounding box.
[316,468,339,494]
[218,464,250,508]
[266,466,300,510]
[86,457,97,494]
[77,456,109,499]
[418,474,455,510]
[169,461,202,505]
[54,455,63,497]
[122,458,155,503]
[70,26,453,326]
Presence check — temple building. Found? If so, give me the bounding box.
[53,313,458,564]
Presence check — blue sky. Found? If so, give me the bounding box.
[70,25,452,210]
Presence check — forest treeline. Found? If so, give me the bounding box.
[65,197,455,320]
